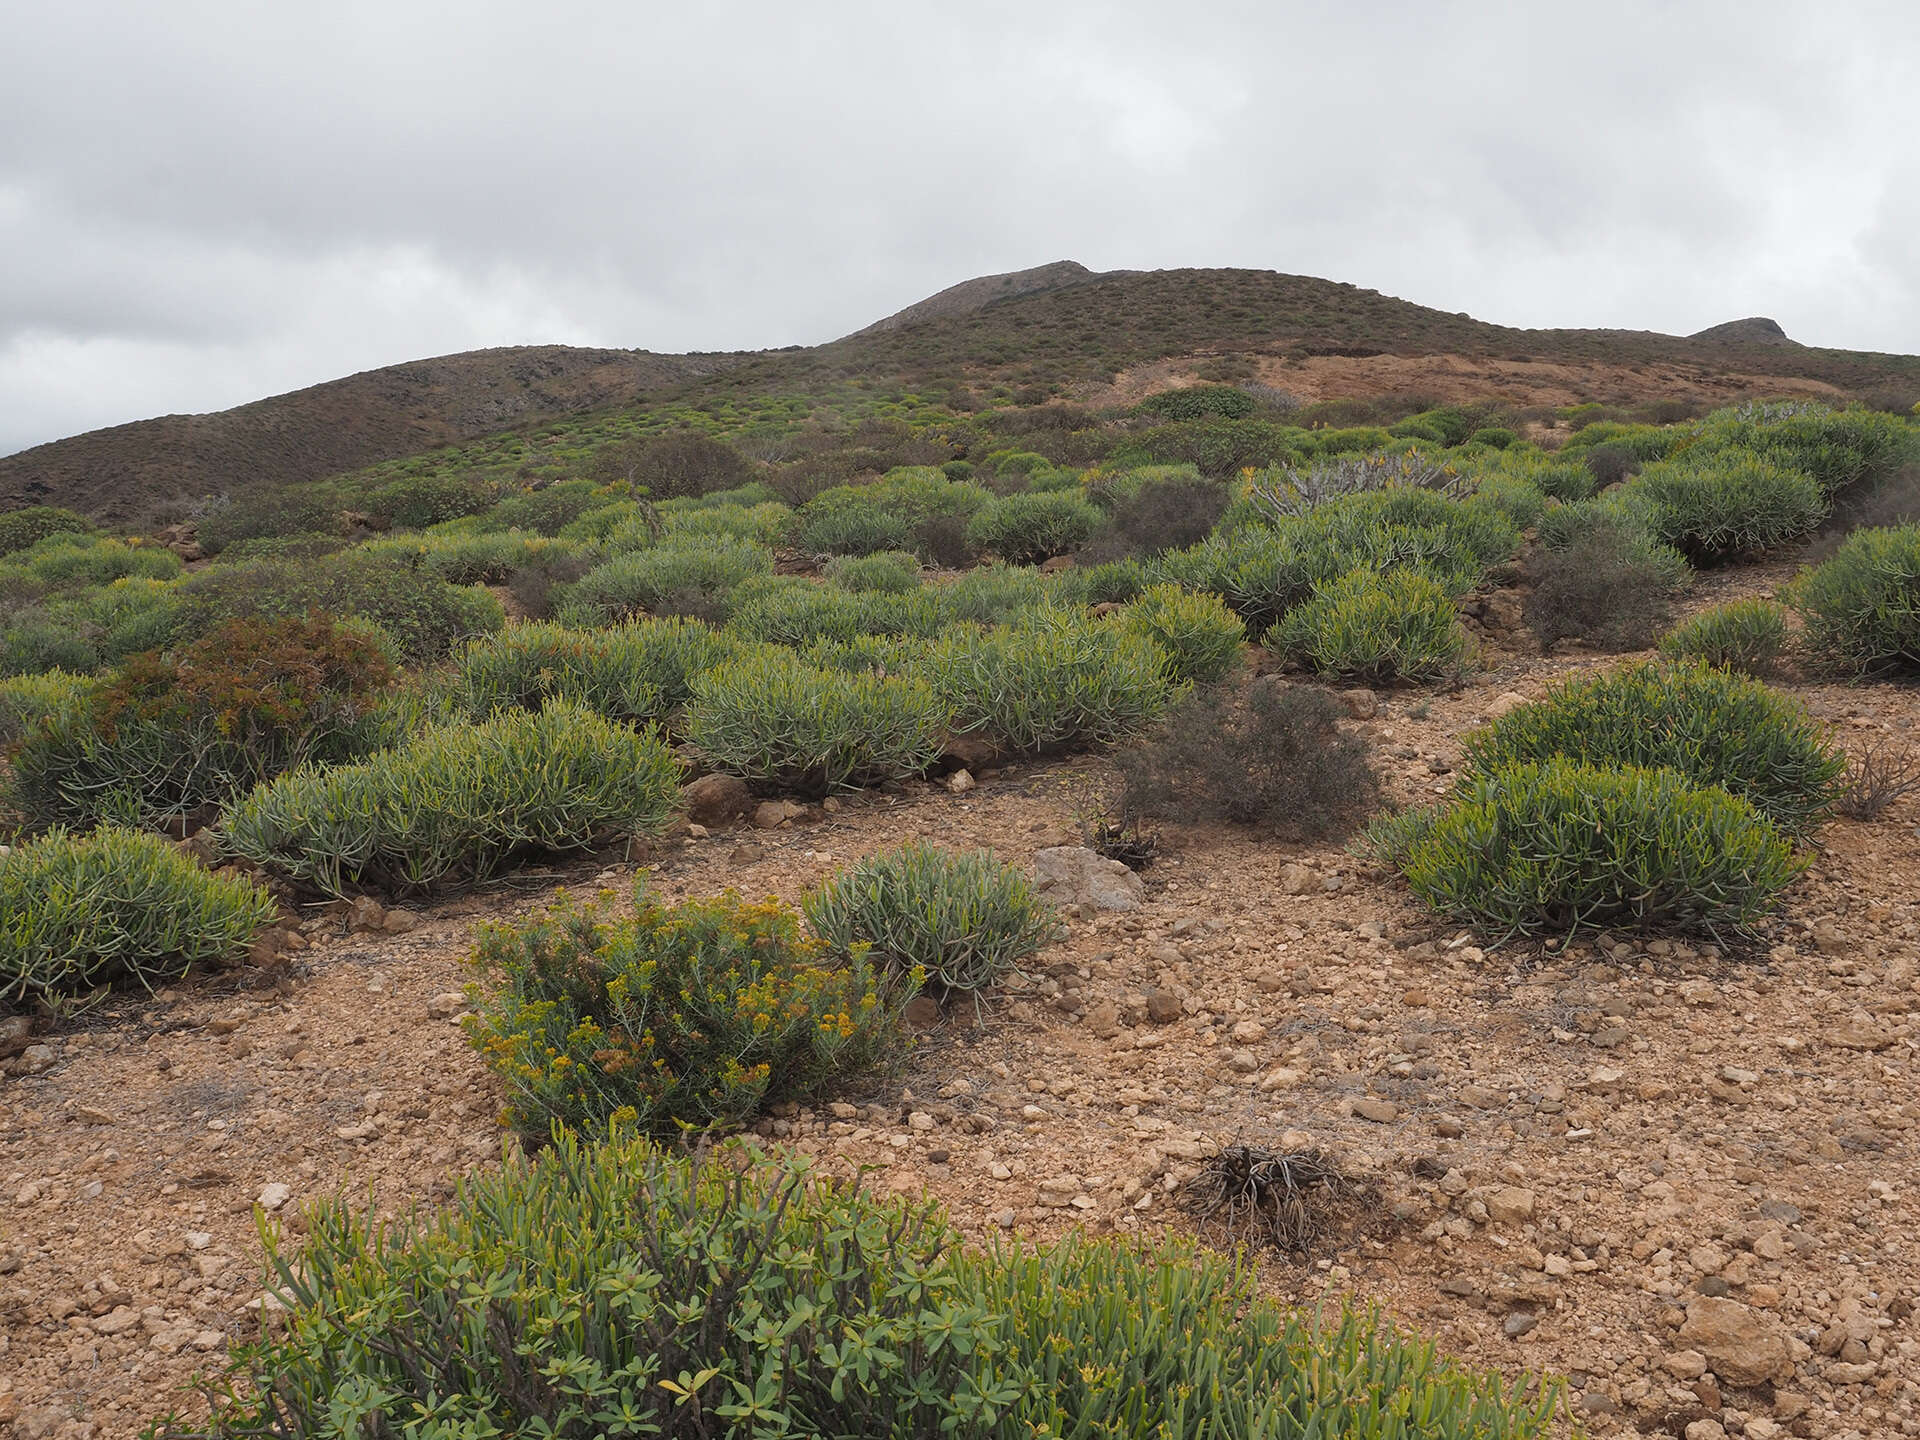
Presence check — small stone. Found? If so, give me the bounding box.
[1278,863,1318,896]
[1684,1422,1728,1440]
[1339,687,1378,719]
[1457,1084,1505,1110]
[0,1014,33,1058]
[1483,690,1529,720]
[1084,1000,1120,1039]
[907,1111,935,1131]
[1352,1099,1399,1124]
[347,896,386,933]
[946,769,976,794]
[1144,990,1183,1024]
[1664,1349,1709,1378]
[1229,1020,1267,1043]
[1823,1360,1877,1385]
[1502,1311,1539,1338]
[1676,1297,1792,1387]
[752,800,794,830]
[1228,1049,1259,1072]
[425,992,466,1020]
[256,1182,293,1212]
[1032,846,1144,912]
[902,995,943,1030]
[1484,1186,1535,1224]
[683,773,753,826]
[380,908,421,934]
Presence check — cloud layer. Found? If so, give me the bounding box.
[5,0,1917,454]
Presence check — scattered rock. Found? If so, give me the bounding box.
[946,768,976,794]
[425,992,466,1021]
[1144,990,1183,1024]
[753,800,806,830]
[1675,1297,1791,1386]
[683,772,753,826]
[1339,688,1378,719]
[1032,846,1144,912]
[256,1183,293,1213]
[0,1013,34,1058]
[1502,1311,1539,1337]
[381,908,421,934]
[1352,1099,1399,1124]
[1484,1186,1536,1224]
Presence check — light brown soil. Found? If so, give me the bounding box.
[2,566,1917,1440]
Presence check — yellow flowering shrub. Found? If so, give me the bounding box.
[465,882,915,1139]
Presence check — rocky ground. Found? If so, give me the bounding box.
[2,565,1917,1440]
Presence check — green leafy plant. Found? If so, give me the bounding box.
[1634,452,1825,562]
[724,579,947,648]
[0,506,93,558]
[558,539,773,625]
[8,616,400,833]
[1462,660,1845,832]
[221,699,680,895]
[965,491,1102,564]
[1659,599,1788,676]
[0,669,93,745]
[1116,678,1380,840]
[825,549,923,593]
[1118,583,1245,684]
[927,608,1173,755]
[1269,568,1471,684]
[455,617,736,725]
[467,886,910,1139]
[1133,384,1257,421]
[1361,759,1803,939]
[1,827,277,1004]
[803,843,1060,994]
[685,650,946,794]
[1785,523,1920,675]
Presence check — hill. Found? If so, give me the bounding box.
[8,266,1920,520]
[0,345,740,524]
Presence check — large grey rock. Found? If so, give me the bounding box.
[1032,846,1143,912]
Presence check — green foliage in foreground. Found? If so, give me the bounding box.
[1362,760,1803,940]
[1785,523,1920,675]
[466,886,908,1140]
[221,700,680,896]
[1269,568,1471,684]
[1,828,277,1005]
[965,491,1102,564]
[685,649,945,794]
[163,1135,1560,1440]
[804,844,1060,994]
[1462,660,1844,832]
[1659,599,1788,677]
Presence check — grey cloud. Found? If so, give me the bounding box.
[4,0,1919,455]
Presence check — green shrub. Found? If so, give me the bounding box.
[804,844,1060,994]
[195,486,344,556]
[455,617,737,725]
[966,491,1102,564]
[1,827,277,1004]
[1117,678,1380,840]
[725,580,948,648]
[485,479,609,536]
[795,472,992,559]
[558,539,773,625]
[0,669,93,745]
[659,499,791,546]
[0,615,101,677]
[1785,523,1920,675]
[1695,404,1916,495]
[591,428,753,498]
[1269,568,1470,684]
[686,650,945,794]
[468,886,908,1139]
[0,506,92,558]
[928,609,1173,754]
[369,473,496,529]
[1082,557,1148,603]
[792,497,911,556]
[826,549,922,593]
[1559,421,1679,461]
[1634,452,1825,562]
[1469,426,1517,449]
[221,700,679,895]
[1133,384,1256,421]
[172,551,505,664]
[1660,599,1788,676]
[1119,583,1244,684]
[1462,661,1844,832]
[3,534,182,587]
[210,532,351,566]
[937,566,1077,624]
[1363,759,1803,939]
[168,1138,1562,1440]
[9,616,400,833]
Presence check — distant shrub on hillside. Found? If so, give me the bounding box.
[369,473,497,529]
[484,479,611,536]
[0,506,93,558]
[590,428,753,499]
[1133,385,1256,422]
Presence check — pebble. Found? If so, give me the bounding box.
[256,1182,293,1212]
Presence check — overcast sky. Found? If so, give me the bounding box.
[4,0,1918,456]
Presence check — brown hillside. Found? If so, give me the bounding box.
[0,346,742,524]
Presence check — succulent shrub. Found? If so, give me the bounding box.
[825,549,922,593]
[0,669,93,745]
[1269,568,1471,684]
[2,534,181,587]
[926,609,1173,755]
[1116,679,1379,841]
[484,479,610,536]
[803,844,1060,994]
[965,491,1102,564]
[221,699,680,895]
[1,827,277,1004]
[937,565,1078,625]
[557,538,773,625]
[1785,523,1920,675]
[1082,557,1148,604]
[454,617,736,725]
[8,616,401,833]
[1118,583,1245,685]
[724,579,947,649]
[1633,452,1825,562]
[792,496,912,556]
[685,650,946,794]
[0,506,93,558]
[467,886,909,1139]
[1362,759,1803,939]
[1659,599,1788,676]
[659,499,793,547]
[1693,404,1917,496]
[195,485,346,556]
[368,473,497,529]
[1132,384,1256,421]
[1462,661,1845,832]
